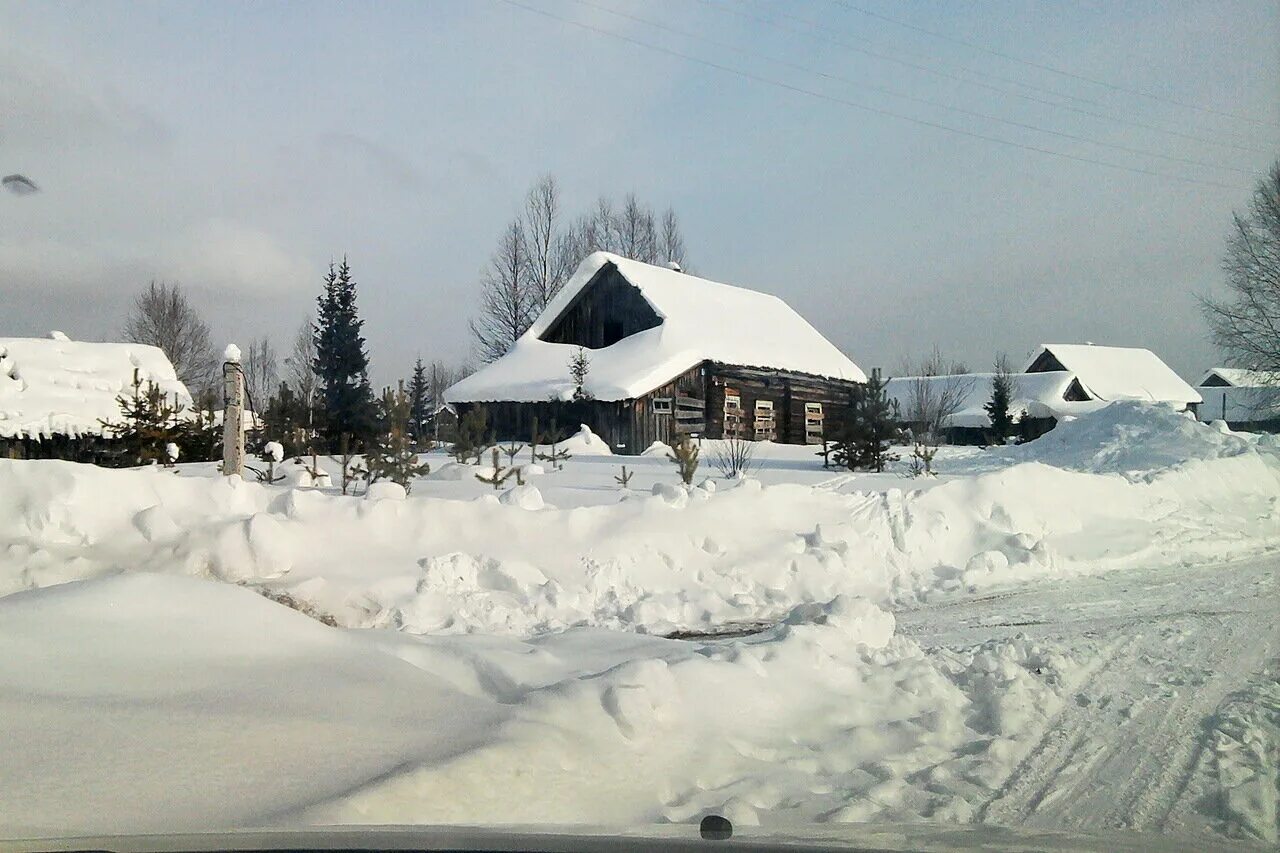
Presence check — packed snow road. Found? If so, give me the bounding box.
[897,554,1280,842]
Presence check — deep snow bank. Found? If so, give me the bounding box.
[0,574,1095,834]
[1,403,1278,636]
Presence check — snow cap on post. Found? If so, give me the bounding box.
[224,343,242,363]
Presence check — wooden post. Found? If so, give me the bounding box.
[222,350,245,477]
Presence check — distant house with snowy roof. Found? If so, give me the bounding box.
[1024,344,1201,412]
[0,332,192,460]
[446,253,866,452]
[884,343,1201,444]
[1197,368,1280,430]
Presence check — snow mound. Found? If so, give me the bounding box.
[1007,401,1252,475]
[365,481,407,501]
[557,424,612,455]
[499,484,544,510]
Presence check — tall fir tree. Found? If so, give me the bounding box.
[407,357,430,445]
[312,258,378,449]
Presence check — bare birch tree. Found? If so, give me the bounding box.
[902,346,975,444]
[122,280,217,392]
[470,219,533,362]
[285,316,318,413]
[242,337,278,415]
[1202,160,1280,376]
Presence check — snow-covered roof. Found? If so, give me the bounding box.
[1198,367,1280,388]
[1026,344,1201,406]
[884,371,1104,430]
[447,253,865,403]
[0,334,192,440]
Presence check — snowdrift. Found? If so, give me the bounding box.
[1,403,1278,636]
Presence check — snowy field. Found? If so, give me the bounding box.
[2,402,1279,846]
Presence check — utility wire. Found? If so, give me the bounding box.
[568,0,1251,176]
[827,0,1280,130]
[700,0,1272,156]
[496,0,1247,191]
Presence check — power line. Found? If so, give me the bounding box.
[700,0,1272,156]
[828,0,1280,130]
[495,0,1248,191]
[567,0,1252,177]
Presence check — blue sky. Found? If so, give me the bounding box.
[2,0,1276,385]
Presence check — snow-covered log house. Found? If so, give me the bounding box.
[446,253,866,453]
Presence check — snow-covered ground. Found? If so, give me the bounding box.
[1,402,1278,846]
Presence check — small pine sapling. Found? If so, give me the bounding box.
[907,439,938,478]
[475,447,524,489]
[667,436,700,485]
[568,347,592,401]
[501,441,525,464]
[452,406,490,464]
[529,416,540,465]
[614,465,634,488]
[365,383,431,492]
[247,440,287,484]
[98,369,188,467]
[535,420,572,470]
[330,433,366,495]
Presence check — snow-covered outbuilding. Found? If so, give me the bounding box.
[1197,368,1280,430]
[0,333,192,459]
[884,370,1104,443]
[1024,344,1201,412]
[447,253,866,452]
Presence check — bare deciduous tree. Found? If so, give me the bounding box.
[1202,160,1280,375]
[902,346,975,447]
[470,219,533,363]
[659,207,687,268]
[242,337,278,415]
[523,175,573,312]
[122,281,217,393]
[286,316,317,413]
[471,178,694,360]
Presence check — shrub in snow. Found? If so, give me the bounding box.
[328,433,367,496]
[667,436,700,485]
[712,435,756,479]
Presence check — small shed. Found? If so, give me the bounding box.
[0,332,192,460]
[1197,368,1280,430]
[446,253,866,452]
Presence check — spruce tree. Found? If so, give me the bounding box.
[313,258,377,449]
[833,375,900,472]
[98,369,188,467]
[985,357,1017,444]
[407,358,430,447]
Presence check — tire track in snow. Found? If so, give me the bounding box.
[902,556,1280,837]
